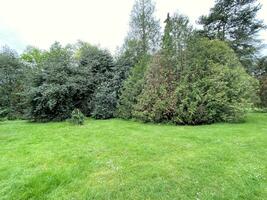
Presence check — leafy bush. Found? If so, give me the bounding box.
[27,42,116,121]
[27,43,77,121]
[69,109,85,125]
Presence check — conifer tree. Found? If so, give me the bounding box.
[128,0,161,54]
[199,0,266,70]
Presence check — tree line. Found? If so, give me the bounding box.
[0,0,266,125]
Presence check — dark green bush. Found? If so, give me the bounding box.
[91,81,118,119]
[70,109,85,125]
[27,42,116,121]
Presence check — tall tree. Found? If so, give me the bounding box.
[199,0,266,70]
[0,46,26,119]
[128,0,161,54]
[133,13,193,122]
[162,13,193,70]
[116,0,160,119]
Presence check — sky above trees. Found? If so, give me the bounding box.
[0,0,266,55]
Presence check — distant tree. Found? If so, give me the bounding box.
[199,0,266,71]
[256,56,267,77]
[162,13,193,70]
[133,13,193,122]
[21,46,46,66]
[116,0,161,119]
[0,46,26,119]
[256,56,267,107]
[128,0,161,54]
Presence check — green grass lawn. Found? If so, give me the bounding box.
[0,113,266,200]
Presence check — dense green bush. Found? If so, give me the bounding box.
[91,80,118,119]
[174,64,256,125]
[134,13,192,122]
[27,43,78,121]
[134,38,257,125]
[27,42,116,121]
[133,54,177,122]
[69,109,85,125]
[174,39,257,124]
[116,56,150,119]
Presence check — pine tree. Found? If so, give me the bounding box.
[199,0,266,70]
[116,0,160,119]
[133,13,192,122]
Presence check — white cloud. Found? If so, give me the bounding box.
[0,0,266,54]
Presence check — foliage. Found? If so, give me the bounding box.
[173,38,257,124]
[91,78,118,119]
[21,46,46,66]
[75,42,115,115]
[116,56,150,119]
[198,0,266,70]
[162,13,193,68]
[257,56,267,108]
[69,108,85,125]
[128,0,161,54]
[134,36,257,124]
[27,42,77,121]
[133,54,177,122]
[27,42,117,121]
[1,2,264,125]
[0,46,27,119]
[259,76,267,108]
[133,13,190,123]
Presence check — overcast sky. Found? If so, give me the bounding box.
[0,0,266,55]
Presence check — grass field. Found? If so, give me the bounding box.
[0,113,266,200]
